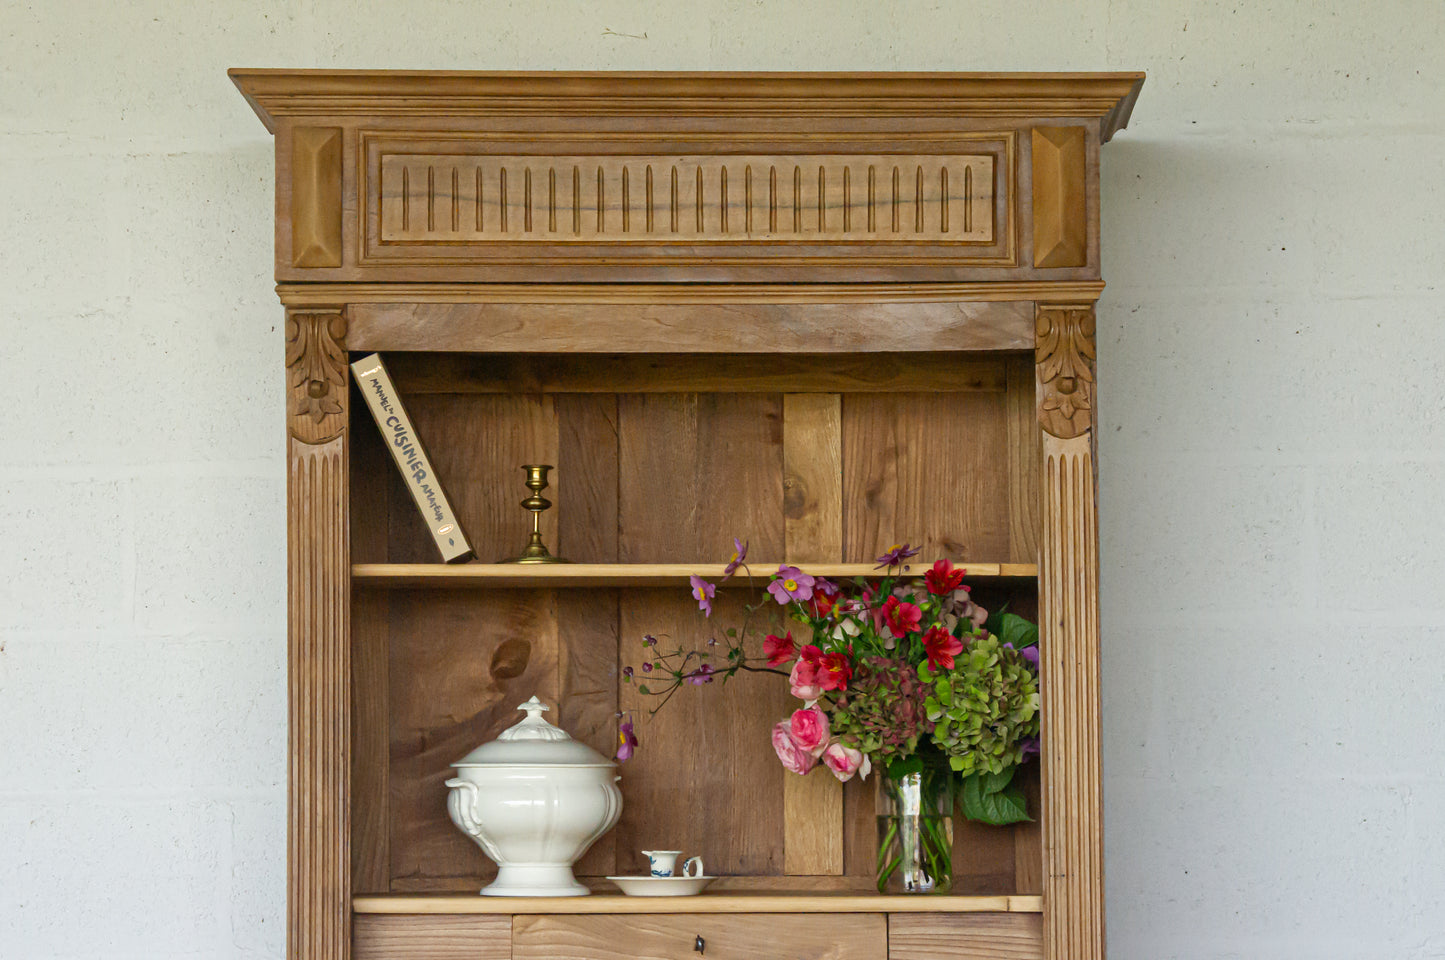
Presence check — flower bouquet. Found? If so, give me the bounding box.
[619,540,1041,894]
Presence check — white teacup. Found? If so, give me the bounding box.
[642,850,704,878]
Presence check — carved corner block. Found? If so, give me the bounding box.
[286,310,349,444]
[1035,305,1096,440]
[292,126,344,268]
[1031,126,1087,269]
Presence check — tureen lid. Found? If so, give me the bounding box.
[452,696,616,767]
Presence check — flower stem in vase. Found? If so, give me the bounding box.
[875,765,955,894]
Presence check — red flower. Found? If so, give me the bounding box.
[924,558,966,595]
[922,626,964,671]
[764,630,797,666]
[808,580,839,618]
[818,651,853,692]
[881,595,923,638]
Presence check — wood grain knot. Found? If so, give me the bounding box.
[782,475,808,517]
[489,638,531,681]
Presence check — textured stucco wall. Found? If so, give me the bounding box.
[3,2,1443,958]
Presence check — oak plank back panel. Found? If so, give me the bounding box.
[842,391,1012,563]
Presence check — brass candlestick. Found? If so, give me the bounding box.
[500,464,569,564]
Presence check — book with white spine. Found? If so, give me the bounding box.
[350,353,474,563]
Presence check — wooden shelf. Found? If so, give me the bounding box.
[352,892,1043,915]
[351,561,1039,589]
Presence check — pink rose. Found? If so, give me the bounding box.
[789,705,831,757]
[789,658,824,701]
[771,720,817,776]
[821,743,872,782]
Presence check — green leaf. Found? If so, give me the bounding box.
[637,684,650,695]
[979,765,1016,796]
[959,770,1032,825]
[885,756,925,779]
[989,612,1039,651]
[726,628,737,637]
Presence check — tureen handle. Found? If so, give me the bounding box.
[445,778,484,837]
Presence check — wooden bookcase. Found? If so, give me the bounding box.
[232,70,1143,960]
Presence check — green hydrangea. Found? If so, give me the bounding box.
[922,634,1040,777]
[830,656,934,766]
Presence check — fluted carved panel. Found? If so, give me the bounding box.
[1039,434,1103,960]
[288,434,351,960]
[377,153,995,244]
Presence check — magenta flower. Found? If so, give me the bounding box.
[767,565,816,604]
[874,543,921,569]
[1020,645,1040,671]
[689,575,716,617]
[616,719,638,762]
[686,664,716,685]
[721,537,748,580]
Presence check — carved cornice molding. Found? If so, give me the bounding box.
[286,310,348,444]
[1036,304,1096,440]
[229,70,1145,141]
[276,280,1106,307]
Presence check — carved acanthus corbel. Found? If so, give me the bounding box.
[285,310,348,444]
[1036,305,1096,440]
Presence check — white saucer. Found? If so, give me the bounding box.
[605,875,717,897]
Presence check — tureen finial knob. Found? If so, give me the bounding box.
[495,696,569,743]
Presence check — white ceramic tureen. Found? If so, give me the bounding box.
[445,696,622,896]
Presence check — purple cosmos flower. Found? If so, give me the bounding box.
[616,719,638,762]
[767,565,816,604]
[641,661,653,673]
[622,665,635,680]
[689,575,716,617]
[1020,645,1040,671]
[685,664,716,685]
[642,634,657,647]
[721,537,748,580]
[873,543,921,569]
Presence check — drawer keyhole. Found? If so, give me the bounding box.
[694,934,706,955]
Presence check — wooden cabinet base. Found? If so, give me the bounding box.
[514,914,886,960]
[234,70,1141,960]
[354,915,510,960]
[889,914,1044,960]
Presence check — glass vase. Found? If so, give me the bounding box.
[875,765,955,894]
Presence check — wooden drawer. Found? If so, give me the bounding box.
[513,913,886,960]
[354,915,511,960]
[888,913,1043,960]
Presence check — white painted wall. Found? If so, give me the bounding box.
[3,2,1442,957]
